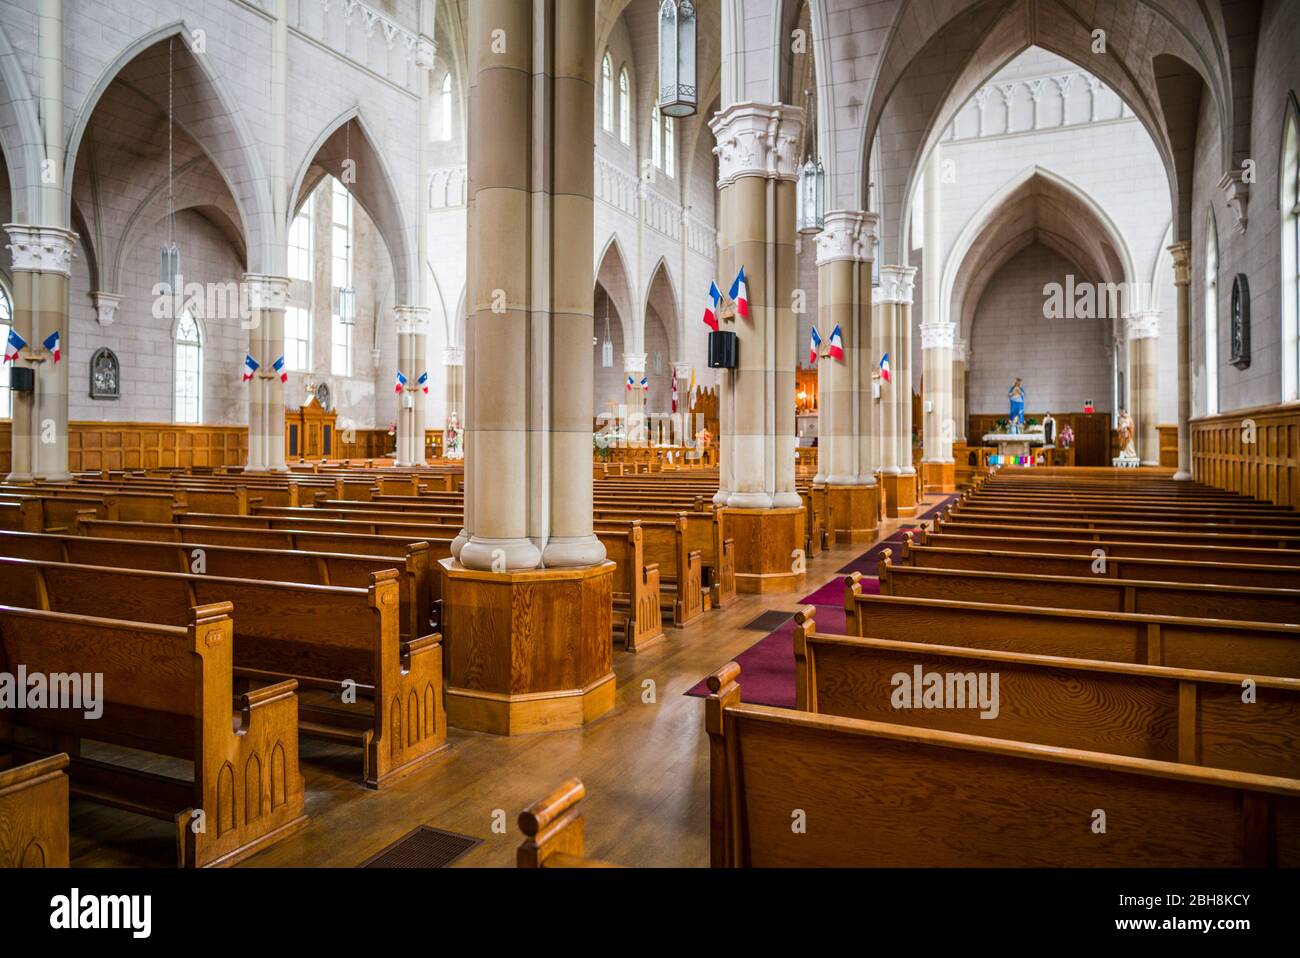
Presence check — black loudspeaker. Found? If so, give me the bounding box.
[8,366,34,392]
[707,330,738,369]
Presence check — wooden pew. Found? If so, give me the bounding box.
[0,499,42,533]
[0,529,434,643]
[592,505,735,609]
[0,558,446,788]
[877,549,1300,624]
[0,603,308,867]
[791,607,1300,778]
[0,753,70,867]
[0,493,112,528]
[899,535,1300,589]
[704,662,1300,866]
[3,485,177,523]
[933,513,1300,550]
[516,779,619,867]
[842,583,1300,678]
[595,515,703,627]
[952,501,1300,528]
[595,522,664,652]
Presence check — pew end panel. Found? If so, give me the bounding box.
[0,752,70,867]
[517,778,587,867]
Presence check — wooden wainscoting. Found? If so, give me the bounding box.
[0,420,9,475]
[68,422,248,471]
[1191,403,1300,507]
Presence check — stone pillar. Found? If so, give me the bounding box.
[443,344,464,458]
[4,225,76,481]
[814,210,880,542]
[623,352,647,443]
[877,264,917,516]
[244,274,290,472]
[920,321,956,492]
[952,338,968,442]
[441,0,612,735]
[394,306,430,466]
[710,100,805,592]
[1125,309,1161,465]
[1169,241,1192,480]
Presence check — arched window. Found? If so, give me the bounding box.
[618,67,631,145]
[440,73,454,141]
[1283,98,1300,402]
[288,203,313,281]
[663,113,675,177]
[174,309,203,424]
[601,54,613,132]
[651,103,662,169]
[0,283,12,419]
[1204,209,1219,417]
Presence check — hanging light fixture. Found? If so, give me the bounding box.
[600,295,613,368]
[160,37,181,293]
[658,1,697,118]
[796,87,825,235]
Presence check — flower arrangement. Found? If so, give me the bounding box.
[1059,424,1074,448]
[994,417,1011,433]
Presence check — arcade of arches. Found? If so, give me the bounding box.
[0,0,1299,877]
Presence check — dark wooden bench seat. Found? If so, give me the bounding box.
[0,753,70,867]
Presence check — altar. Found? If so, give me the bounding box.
[981,431,1046,466]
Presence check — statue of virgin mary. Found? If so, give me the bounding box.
[1008,378,1026,428]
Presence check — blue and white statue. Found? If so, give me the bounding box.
[1008,378,1026,430]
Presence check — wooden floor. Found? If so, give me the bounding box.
[68,500,936,868]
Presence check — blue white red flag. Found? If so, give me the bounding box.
[418,371,429,394]
[728,267,749,319]
[4,329,26,363]
[879,352,891,382]
[394,370,408,394]
[702,281,722,331]
[242,354,259,382]
[42,330,61,363]
[272,355,287,383]
[808,326,822,365]
[828,325,844,360]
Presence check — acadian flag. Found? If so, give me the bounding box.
[639,376,648,390]
[3,329,26,363]
[879,352,891,382]
[808,325,822,365]
[42,330,61,363]
[827,324,844,360]
[242,354,259,381]
[728,266,749,319]
[272,355,287,383]
[671,367,679,413]
[702,280,722,331]
[626,375,634,391]
[394,370,407,394]
[418,371,429,394]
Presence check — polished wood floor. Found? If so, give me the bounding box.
[68,501,937,868]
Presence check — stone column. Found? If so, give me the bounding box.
[1168,241,1192,479]
[394,306,430,466]
[244,274,290,472]
[877,264,917,516]
[4,226,76,481]
[623,352,647,443]
[710,100,805,592]
[952,338,968,442]
[442,0,612,735]
[1125,309,1161,465]
[920,321,956,492]
[814,209,880,542]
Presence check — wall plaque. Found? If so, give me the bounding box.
[90,347,120,400]
[1229,273,1250,370]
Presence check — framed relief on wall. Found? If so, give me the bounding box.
[1229,273,1250,370]
[90,347,120,400]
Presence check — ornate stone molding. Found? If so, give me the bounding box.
[92,291,121,327]
[876,265,917,305]
[1125,309,1161,341]
[815,210,880,266]
[622,352,647,374]
[4,224,77,275]
[1217,170,1249,234]
[710,101,804,187]
[1167,241,1192,287]
[413,37,436,71]
[920,322,956,350]
[242,273,291,311]
[442,345,465,367]
[394,304,431,335]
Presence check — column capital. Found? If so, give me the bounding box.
[952,338,969,363]
[1167,241,1192,286]
[92,291,122,327]
[876,265,917,305]
[710,101,804,187]
[815,210,879,266]
[4,224,77,275]
[394,304,431,334]
[442,344,465,366]
[1125,309,1161,341]
[622,352,647,373]
[242,273,291,311]
[920,322,956,350]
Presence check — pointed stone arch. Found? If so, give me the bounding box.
[595,234,635,345]
[0,22,42,223]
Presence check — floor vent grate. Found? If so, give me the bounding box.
[360,826,482,868]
